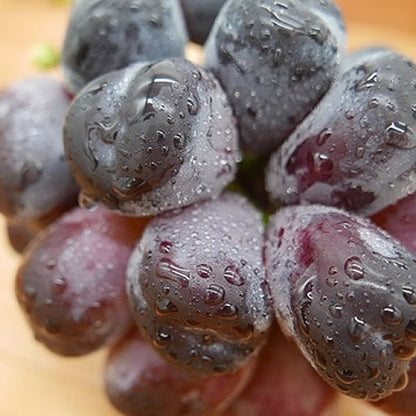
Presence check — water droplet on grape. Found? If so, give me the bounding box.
[223,265,245,286]
[344,257,365,280]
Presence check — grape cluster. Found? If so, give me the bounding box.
[2,0,416,415]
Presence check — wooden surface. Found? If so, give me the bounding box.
[0,0,415,415]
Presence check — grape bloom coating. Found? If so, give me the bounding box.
[267,48,416,216]
[64,58,241,217]
[265,205,416,401]
[15,207,148,356]
[62,0,188,94]
[205,0,346,155]
[127,193,271,375]
[0,77,78,222]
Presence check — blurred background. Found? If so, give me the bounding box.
[0,0,414,415]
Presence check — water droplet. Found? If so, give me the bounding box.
[344,257,365,280]
[196,264,213,279]
[273,48,282,66]
[366,363,380,380]
[19,160,43,191]
[355,146,365,158]
[157,258,190,288]
[336,369,358,385]
[313,349,327,369]
[173,133,187,150]
[368,97,379,108]
[185,319,201,327]
[223,265,245,286]
[405,319,416,341]
[52,276,67,294]
[393,344,415,360]
[187,95,199,115]
[155,298,178,316]
[233,324,254,341]
[153,330,171,348]
[355,71,378,91]
[313,153,333,179]
[385,121,416,149]
[112,176,151,198]
[348,316,371,342]
[159,241,173,254]
[329,304,343,318]
[204,284,225,305]
[216,303,238,319]
[381,305,403,326]
[394,372,409,391]
[402,285,416,304]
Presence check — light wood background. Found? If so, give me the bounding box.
[0,0,415,415]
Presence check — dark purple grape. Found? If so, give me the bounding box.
[225,324,337,416]
[62,0,188,94]
[180,0,226,45]
[0,77,79,222]
[265,205,416,401]
[267,48,416,216]
[64,58,240,216]
[105,329,256,416]
[15,206,148,356]
[127,192,271,375]
[205,0,346,155]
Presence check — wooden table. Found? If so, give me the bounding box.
[0,0,415,415]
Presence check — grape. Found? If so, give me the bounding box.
[372,192,416,256]
[265,205,416,401]
[225,324,337,416]
[7,220,38,254]
[105,329,256,416]
[15,206,148,356]
[372,357,416,416]
[180,0,226,45]
[62,0,188,94]
[0,77,79,222]
[126,192,271,374]
[64,58,241,217]
[205,0,346,155]
[267,48,416,216]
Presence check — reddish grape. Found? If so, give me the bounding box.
[265,205,416,400]
[105,330,256,416]
[267,48,416,216]
[372,192,416,256]
[226,325,337,416]
[15,206,148,356]
[127,192,271,374]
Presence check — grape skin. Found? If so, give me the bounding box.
[267,48,416,216]
[62,0,188,94]
[0,77,79,222]
[15,206,148,356]
[105,329,256,416]
[126,192,271,375]
[225,325,337,416]
[205,0,346,155]
[265,205,416,401]
[64,58,240,217]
